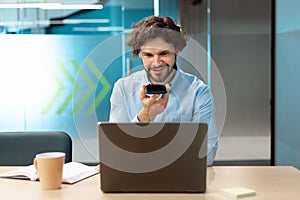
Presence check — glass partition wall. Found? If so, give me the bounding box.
[179,0,272,165]
[0,0,272,165]
[0,0,155,163]
[275,0,300,169]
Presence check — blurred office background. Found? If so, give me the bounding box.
[0,0,299,169]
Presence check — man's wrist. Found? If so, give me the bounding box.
[137,109,151,122]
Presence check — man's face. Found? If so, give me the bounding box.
[140,37,177,84]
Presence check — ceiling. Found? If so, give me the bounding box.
[0,0,154,33]
[0,0,109,33]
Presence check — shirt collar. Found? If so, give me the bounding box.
[169,68,181,87]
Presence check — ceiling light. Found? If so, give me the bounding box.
[40,4,103,10]
[0,3,103,10]
[0,3,60,9]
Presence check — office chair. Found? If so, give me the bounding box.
[0,131,72,166]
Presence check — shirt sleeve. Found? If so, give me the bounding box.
[109,81,130,122]
[193,85,219,166]
[131,116,139,122]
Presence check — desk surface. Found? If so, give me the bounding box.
[1,166,300,200]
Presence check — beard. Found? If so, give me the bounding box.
[146,64,175,84]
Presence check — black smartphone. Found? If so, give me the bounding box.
[146,84,167,94]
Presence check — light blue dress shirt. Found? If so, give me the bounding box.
[109,69,219,165]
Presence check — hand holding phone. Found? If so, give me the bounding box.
[138,84,170,121]
[145,84,167,95]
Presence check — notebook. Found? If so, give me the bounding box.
[97,122,208,193]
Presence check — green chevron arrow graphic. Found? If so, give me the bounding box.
[86,59,111,115]
[42,59,111,115]
[42,67,64,115]
[71,59,95,115]
[56,60,80,115]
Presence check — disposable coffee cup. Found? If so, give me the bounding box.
[33,152,65,190]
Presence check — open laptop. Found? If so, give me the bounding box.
[97,122,208,193]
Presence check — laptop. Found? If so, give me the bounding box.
[97,122,208,193]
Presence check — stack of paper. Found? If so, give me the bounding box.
[221,187,256,198]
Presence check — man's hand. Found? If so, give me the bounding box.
[137,84,170,121]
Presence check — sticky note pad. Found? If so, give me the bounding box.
[221,187,256,198]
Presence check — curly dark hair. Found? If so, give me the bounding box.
[126,16,188,57]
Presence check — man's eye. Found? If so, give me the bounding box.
[142,53,153,57]
[160,51,171,56]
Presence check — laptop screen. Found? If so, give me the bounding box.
[98,122,208,193]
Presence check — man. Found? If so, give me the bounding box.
[109,15,219,165]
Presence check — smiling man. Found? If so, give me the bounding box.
[109,15,219,165]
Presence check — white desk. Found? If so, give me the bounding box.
[1,166,300,200]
